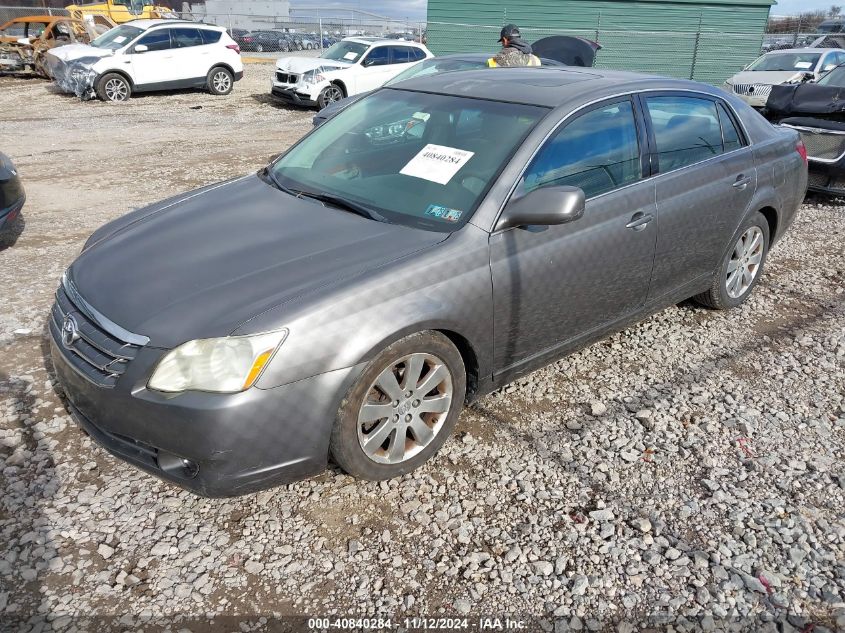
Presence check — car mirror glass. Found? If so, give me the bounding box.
[496,186,586,231]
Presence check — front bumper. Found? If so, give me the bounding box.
[271,82,318,106]
[50,320,364,497]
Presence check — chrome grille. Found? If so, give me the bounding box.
[49,285,142,388]
[796,129,845,161]
[732,83,773,99]
[275,71,299,84]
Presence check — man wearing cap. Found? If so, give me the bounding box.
[488,24,541,67]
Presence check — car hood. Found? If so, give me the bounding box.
[728,70,810,86]
[68,174,448,348]
[46,43,112,62]
[275,55,349,73]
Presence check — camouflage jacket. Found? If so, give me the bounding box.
[488,47,541,67]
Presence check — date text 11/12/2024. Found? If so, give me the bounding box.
[307,617,528,630]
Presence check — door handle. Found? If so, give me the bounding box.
[626,212,654,231]
[733,175,752,190]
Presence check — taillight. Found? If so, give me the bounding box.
[227,43,241,54]
[797,140,808,164]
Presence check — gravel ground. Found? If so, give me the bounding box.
[1,63,844,632]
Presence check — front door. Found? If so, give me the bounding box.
[354,45,396,92]
[129,28,178,86]
[490,97,658,375]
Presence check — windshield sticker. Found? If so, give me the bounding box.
[400,144,475,185]
[795,61,813,69]
[343,51,357,60]
[113,35,127,43]
[425,205,463,222]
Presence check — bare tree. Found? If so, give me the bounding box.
[831,5,842,17]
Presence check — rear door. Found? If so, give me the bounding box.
[642,93,757,301]
[168,27,207,82]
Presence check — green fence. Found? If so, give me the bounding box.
[425,21,765,86]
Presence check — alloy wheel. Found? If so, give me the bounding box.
[357,353,453,464]
[212,71,231,93]
[105,78,128,101]
[325,85,342,103]
[726,226,764,299]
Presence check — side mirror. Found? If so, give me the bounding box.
[496,186,585,231]
[134,44,148,53]
[362,57,375,67]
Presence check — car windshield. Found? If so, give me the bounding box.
[818,21,844,34]
[818,65,845,86]
[270,89,548,232]
[747,52,821,72]
[90,24,142,49]
[321,40,368,63]
[385,57,487,86]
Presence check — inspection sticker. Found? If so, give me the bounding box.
[343,51,357,60]
[795,61,813,69]
[113,35,127,43]
[400,144,475,185]
[425,205,463,222]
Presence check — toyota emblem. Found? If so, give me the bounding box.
[62,314,80,348]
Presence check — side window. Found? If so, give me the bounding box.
[717,103,744,153]
[646,96,725,173]
[135,28,170,52]
[200,29,222,45]
[520,99,643,199]
[390,46,414,64]
[171,27,204,48]
[363,46,390,67]
[414,48,427,61]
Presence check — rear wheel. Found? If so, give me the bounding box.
[95,73,131,102]
[207,66,233,95]
[330,331,466,481]
[693,211,770,309]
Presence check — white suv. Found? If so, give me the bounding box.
[271,37,432,109]
[45,19,244,102]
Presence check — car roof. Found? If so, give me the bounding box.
[387,67,719,108]
[764,47,844,54]
[343,36,424,48]
[126,19,220,30]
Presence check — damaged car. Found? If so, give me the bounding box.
[45,19,243,101]
[0,152,25,232]
[272,37,433,109]
[0,15,107,77]
[766,63,845,195]
[724,47,845,108]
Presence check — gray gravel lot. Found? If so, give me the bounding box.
[1,63,844,632]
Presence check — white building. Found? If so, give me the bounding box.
[187,0,291,30]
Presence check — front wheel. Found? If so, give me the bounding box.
[207,66,233,95]
[95,73,131,102]
[317,83,344,109]
[693,212,770,309]
[330,331,466,481]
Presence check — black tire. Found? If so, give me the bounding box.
[95,72,131,102]
[330,331,466,481]
[206,66,234,95]
[693,211,770,310]
[317,83,344,109]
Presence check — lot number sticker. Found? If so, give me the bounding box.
[400,144,475,185]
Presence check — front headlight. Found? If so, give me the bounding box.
[148,329,288,393]
[302,70,325,85]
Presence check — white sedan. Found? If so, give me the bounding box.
[271,37,432,109]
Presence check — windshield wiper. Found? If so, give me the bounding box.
[294,191,389,223]
[260,166,301,196]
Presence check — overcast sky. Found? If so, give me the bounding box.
[771,0,844,15]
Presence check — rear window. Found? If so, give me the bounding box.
[200,29,222,44]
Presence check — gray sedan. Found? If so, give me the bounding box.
[50,68,807,496]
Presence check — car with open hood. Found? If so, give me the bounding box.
[51,68,806,497]
[271,36,432,109]
[765,62,845,195]
[45,19,243,101]
[724,47,845,108]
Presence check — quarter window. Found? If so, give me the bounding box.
[646,96,725,173]
[136,29,170,52]
[171,27,204,48]
[520,99,643,199]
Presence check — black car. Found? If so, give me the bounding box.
[766,63,845,195]
[0,152,25,231]
[236,30,292,53]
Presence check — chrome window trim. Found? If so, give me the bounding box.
[780,123,845,164]
[62,272,150,346]
[489,88,753,234]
